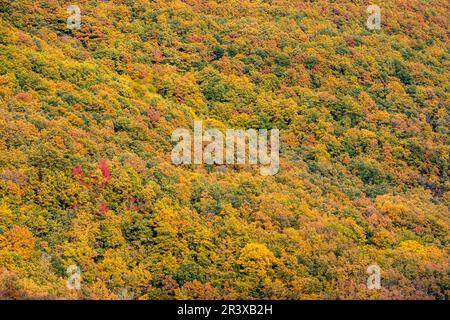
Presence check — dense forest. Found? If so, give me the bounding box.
[0,0,448,299]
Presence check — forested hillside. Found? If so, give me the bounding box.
[0,0,448,299]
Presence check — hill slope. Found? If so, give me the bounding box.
[0,0,448,299]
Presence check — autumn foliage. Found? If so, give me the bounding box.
[0,0,448,300]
